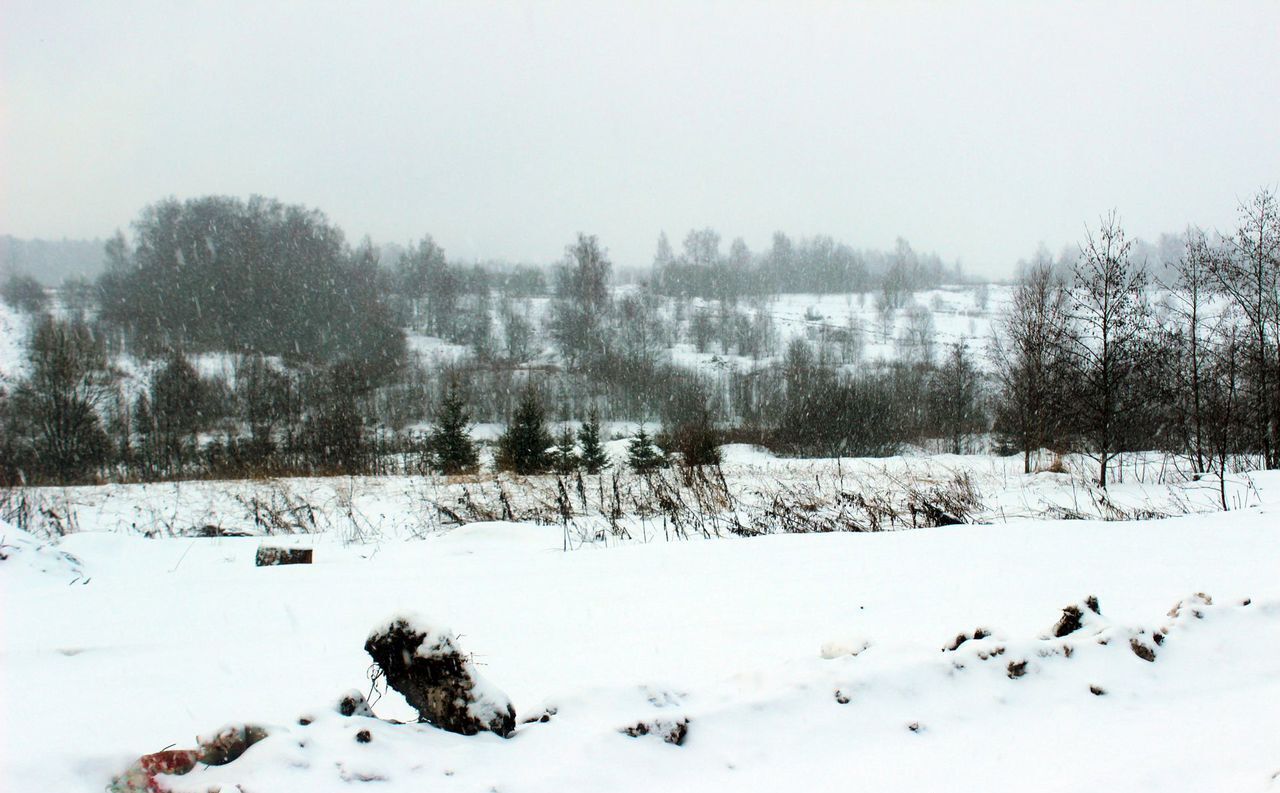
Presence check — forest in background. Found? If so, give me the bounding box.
[1,188,1277,497]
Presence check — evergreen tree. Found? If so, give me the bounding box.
[427,389,479,475]
[577,409,609,473]
[551,426,579,474]
[132,391,157,477]
[626,426,666,473]
[496,386,553,474]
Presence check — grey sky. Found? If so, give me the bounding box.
[3,1,1278,276]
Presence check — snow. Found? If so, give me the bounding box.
[669,285,1010,374]
[5,453,1272,545]
[0,525,86,583]
[3,467,1279,792]
[3,283,1277,791]
[718,442,777,464]
[0,299,29,388]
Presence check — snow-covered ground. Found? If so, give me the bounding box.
[678,285,1008,371]
[3,450,1263,542]
[0,299,29,389]
[3,459,1279,792]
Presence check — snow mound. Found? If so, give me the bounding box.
[820,636,872,659]
[432,520,565,551]
[718,443,777,464]
[116,594,1280,793]
[0,522,86,583]
[936,593,1258,684]
[154,703,500,792]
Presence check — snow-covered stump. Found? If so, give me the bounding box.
[364,615,516,737]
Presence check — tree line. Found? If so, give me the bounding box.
[992,189,1280,497]
[2,189,1276,493]
[652,229,964,304]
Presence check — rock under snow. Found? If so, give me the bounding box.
[364,614,516,737]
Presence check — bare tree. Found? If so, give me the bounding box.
[235,354,298,463]
[897,303,936,366]
[499,297,535,362]
[9,316,112,482]
[1209,188,1280,468]
[550,234,613,366]
[398,236,456,336]
[150,351,213,474]
[929,342,986,454]
[991,256,1070,472]
[1200,312,1249,509]
[874,291,896,342]
[1063,213,1152,487]
[1164,227,1216,472]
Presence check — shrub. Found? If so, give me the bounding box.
[0,272,48,314]
[667,413,722,468]
[8,316,111,482]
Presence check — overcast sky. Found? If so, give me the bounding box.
[2,1,1278,275]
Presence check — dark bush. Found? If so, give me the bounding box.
[1,272,48,314]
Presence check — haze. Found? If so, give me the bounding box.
[3,0,1278,274]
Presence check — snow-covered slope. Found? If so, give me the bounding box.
[0,300,29,388]
[3,501,1278,792]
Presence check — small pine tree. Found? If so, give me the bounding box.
[496,385,553,474]
[551,426,578,474]
[427,389,479,475]
[577,408,609,473]
[626,425,666,473]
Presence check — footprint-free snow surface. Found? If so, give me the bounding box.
[3,506,1279,791]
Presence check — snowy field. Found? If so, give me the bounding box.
[4,285,1278,792]
[3,457,1280,792]
[2,447,1264,542]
